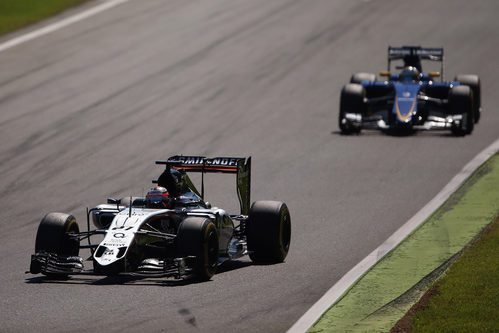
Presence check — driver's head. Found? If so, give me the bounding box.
[145,186,170,208]
[399,66,420,81]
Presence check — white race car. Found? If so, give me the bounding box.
[29,156,291,281]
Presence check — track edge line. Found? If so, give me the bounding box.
[287,137,499,333]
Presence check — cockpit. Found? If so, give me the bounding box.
[399,66,421,82]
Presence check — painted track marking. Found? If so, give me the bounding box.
[0,0,130,53]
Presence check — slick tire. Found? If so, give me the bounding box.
[449,85,474,136]
[34,212,80,277]
[35,212,80,256]
[455,74,481,123]
[176,217,219,281]
[339,83,365,134]
[350,72,377,84]
[247,201,291,264]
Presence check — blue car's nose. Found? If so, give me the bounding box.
[393,82,420,123]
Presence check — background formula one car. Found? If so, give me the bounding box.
[29,156,291,281]
[339,46,481,135]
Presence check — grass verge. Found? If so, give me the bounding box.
[310,152,499,332]
[0,0,89,36]
[395,215,499,332]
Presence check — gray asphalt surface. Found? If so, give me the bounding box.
[1,0,499,332]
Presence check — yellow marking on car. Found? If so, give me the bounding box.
[395,96,417,121]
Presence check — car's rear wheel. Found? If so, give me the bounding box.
[34,212,80,277]
[176,217,219,280]
[339,83,365,134]
[247,201,291,263]
[449,85,474,136]
[455,74,481,123]
[350,72,376,84]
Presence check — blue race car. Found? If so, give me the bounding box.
[339,46,481,135]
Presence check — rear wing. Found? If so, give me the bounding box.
[388,46,444,79]
[388,46,443,61]
[156,156,251,215]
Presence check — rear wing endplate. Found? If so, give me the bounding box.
[156,156,251,215]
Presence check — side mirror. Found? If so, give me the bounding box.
[205,202,212,209]
[428,72,440,78]
[379,71,391,77]
[107,198,121,205]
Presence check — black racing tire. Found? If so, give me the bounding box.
[455,74,481,123]
[449,85,474,136]
[34,213,80,278]
[350,72,376,84]
[35,212,80,256]
[339,83,365,134]
[176,217,219,280]
[247,201,291,264]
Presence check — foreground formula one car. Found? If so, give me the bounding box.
[29,156,291,281]
[339,46,481,135]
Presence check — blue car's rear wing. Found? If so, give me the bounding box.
[388,46,444,79]
[388,46,443,61]
[156,156,251,215]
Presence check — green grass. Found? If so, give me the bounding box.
[0,0,89,36]
[311,153,499,332]
[411,216,499,332]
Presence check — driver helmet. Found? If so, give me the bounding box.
[145,186,170,208]
[399,66,421,81]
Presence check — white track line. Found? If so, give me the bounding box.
[288,137,499,333]
[0,0,130,53]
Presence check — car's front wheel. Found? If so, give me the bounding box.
[35,212,80,256]
[339,83,365,134]
[33,212,80,277]
[176,217,219,280]
[449,85,474,136]
[455,74,481,123]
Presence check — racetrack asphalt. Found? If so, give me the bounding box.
[1,1,499,332]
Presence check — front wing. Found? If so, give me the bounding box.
[29,251,197,279]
